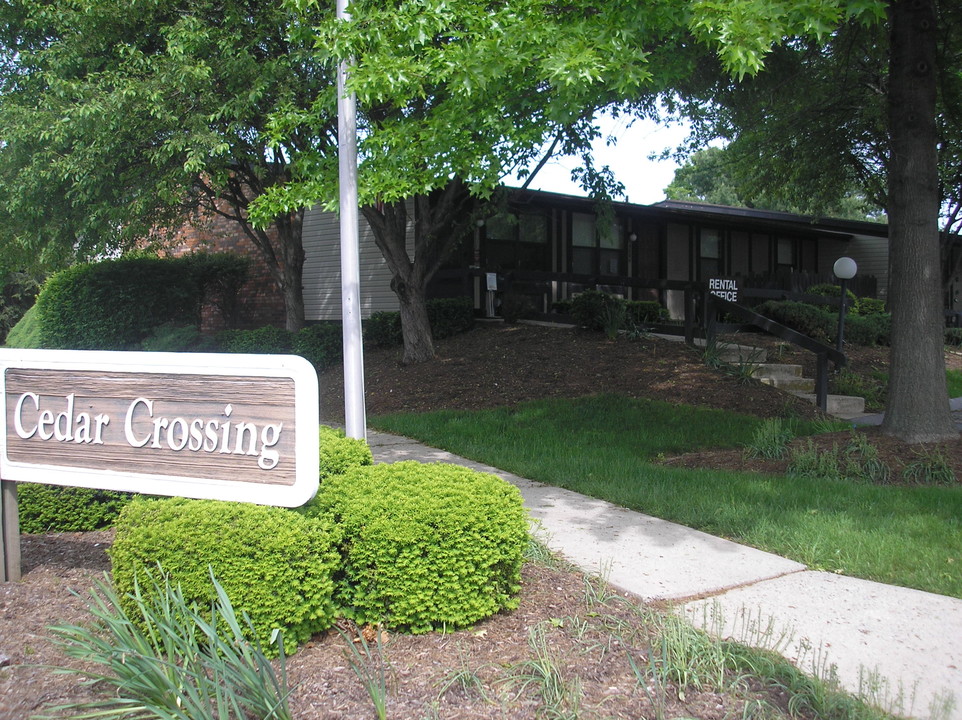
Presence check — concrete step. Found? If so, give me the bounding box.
[751,363,803,380]
[791,392,866,419]
[759,375,816,393]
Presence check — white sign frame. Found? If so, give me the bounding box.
[0,349,319,508]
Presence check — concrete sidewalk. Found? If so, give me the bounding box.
[368,429,961,720]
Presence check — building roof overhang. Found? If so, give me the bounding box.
[503,187,890,242]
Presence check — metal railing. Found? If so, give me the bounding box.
[704,293,846,413]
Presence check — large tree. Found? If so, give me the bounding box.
[0,0,337,330]
[883,0,955,441]
[663,1,958,442]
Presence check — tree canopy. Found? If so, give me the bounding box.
[664,146,885,221]
[660,5,962,230]
[254,0,886,218]
[0,0,338,328]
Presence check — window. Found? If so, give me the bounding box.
[571,213,596,274]
[570,213,625,276]
[483,212,548,271]
[699,228,722,278]
[776,238,794,271]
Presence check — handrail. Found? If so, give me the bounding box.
[704,293,846,413]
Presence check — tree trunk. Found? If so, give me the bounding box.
[881,0,957,442]
[275,210,306,332]
[393,275,435,364]
[361,182,475,365]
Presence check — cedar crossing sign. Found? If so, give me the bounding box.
[0,349,319,508]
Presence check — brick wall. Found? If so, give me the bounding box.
[165,211,287,332]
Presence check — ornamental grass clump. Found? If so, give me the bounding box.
[47,571,294,720]
[305,461,529,633]
[110,497,340,655]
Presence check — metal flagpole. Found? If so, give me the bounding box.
[337,0,367,440]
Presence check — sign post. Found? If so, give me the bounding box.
[0,349,320,582]
[1,479,19,581]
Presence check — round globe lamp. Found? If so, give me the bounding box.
[833,257,858,354]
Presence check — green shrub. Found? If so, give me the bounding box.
[293,323,342,370]
[304,461,528,633]
[853,296,886,316]
[0,271,41,344]
[215,323,341,368]
[110,497,340,654]
[806,283,857,306]
[218,325,294,354]
[946,328,962,347]
[551,299,573,315]
[4,303,43,348]
[625,300,668,326]
[755,300,834,341]
[364,298,475,346]
[786,439,842,481]
[17,484,132,534]
[140,323,221,352]
[830,368,886,411]
[901,447,956,485]
[570,290,626,332]
[843,313,891,346]
[841,432,891,484]
[428,297,475,339]
[600,300,626,339]
[500,290,537,323]
[364,311,404,347]
[318,425,373,481]
[178,252,250,328]
[34,254,247,350]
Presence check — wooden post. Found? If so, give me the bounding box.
[1,480,21,582]
[815,353,829,414]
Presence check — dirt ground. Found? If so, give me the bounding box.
[321,321,962,481]
[2,321,961,719]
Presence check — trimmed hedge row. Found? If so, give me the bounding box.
[101,427,528,653]
[17,485,132,534]
[364,297,475,347]
[34,254,248,350]
[218,323,343,371]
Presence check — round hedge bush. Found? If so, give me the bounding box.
[319,425,373,481]
[305,461,529,633]
[110,497,340,654]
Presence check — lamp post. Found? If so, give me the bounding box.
[833,256,857,354]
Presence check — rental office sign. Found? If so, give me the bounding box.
[0,349,319,508]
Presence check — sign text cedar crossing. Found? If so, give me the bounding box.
[0,349,319,508]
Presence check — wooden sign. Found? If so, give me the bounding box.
[0,349,319,508]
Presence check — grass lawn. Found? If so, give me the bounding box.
[371,394,962,599]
